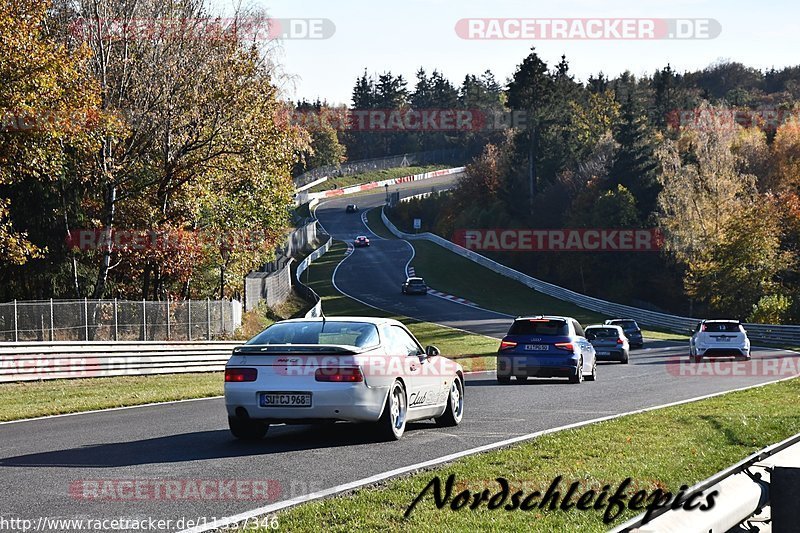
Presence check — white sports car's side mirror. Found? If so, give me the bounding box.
[425,345,440,358]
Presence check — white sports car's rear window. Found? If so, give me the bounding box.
[248,322,380,348]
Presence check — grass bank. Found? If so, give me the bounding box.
[372,211,687,341]
[0,373,222,422]
[308,165,447,193]
[249,377,800,532]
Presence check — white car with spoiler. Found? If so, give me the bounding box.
[689,320,751,363]
[224,317,465,440]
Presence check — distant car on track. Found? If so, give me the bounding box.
[585,324,629,364]
[401,277,428,295]
[224,317,464,441]
[497,316,597,384]
[345,204,359,213]
[604,319,644,349]
[353,235,370,247]
[689,320,751,363]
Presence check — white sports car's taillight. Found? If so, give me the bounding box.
[315,367,364,382]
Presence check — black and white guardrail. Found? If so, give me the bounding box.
[0,341,241,382]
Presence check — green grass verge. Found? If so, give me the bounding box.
[308,165,447,193]
[246,377,800,532]
[372,211,688,341]
[410,240,606,325]
[365,207,396,240]
[0,373,222,422]
[305,241,498,371]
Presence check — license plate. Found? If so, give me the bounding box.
[525,344,548,351]
[714,337,731,342]
[597,351,611,356]
[260,392,312,407]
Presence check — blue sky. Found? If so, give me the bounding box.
[212,0,798,105]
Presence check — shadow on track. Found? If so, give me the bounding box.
[0,421,435,468]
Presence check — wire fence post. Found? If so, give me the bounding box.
[141,299,147,341]
[220,300,225,337]
[84,297,89,341]
[187,299,192,341]
[206,297,212,340]
[166,299,171,341]
[113,298,118,341]
[49,298,54,341]
[13,299,18,342]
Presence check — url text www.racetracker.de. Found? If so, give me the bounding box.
[0,515,279,532]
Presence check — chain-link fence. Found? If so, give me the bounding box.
[293,148,466,189]
[0,299,242,342]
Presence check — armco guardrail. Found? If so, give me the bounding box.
[612,431,800,532]
[381,207,800,345]
[0,341,240,382]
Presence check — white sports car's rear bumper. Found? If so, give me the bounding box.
[225,380,389,423]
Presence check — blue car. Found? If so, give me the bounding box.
[497,316,597,384]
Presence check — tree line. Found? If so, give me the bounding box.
[1,0,309,302]
[389,50,800,323]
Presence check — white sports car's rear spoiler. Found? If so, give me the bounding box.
[233,344,366,355]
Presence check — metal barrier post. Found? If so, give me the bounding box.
[206,298,212,340]
[220,300,225,336]
[166,299,171,340]
[113,298,118,341]
[187,299,192,341]
[13,299,18,342]
[772,467,800,532]
[49,298,54,341]
[141,299,147,341]
[84,297,89,341]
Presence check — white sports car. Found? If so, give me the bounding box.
[689,320,751,362]
[224,317,465,440]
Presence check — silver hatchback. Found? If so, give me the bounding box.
[585,325,630,364]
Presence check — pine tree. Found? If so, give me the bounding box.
[609,86,660,221]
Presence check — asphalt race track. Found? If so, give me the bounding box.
[1,176,798,531]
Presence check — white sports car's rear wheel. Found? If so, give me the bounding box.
[379,380,407,440]
[435,376,464,427]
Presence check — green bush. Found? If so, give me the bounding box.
[748,294,793,324]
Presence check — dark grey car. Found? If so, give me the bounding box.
[585,325,629,364]
[604,319,643,349]
[402,277,428,295]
